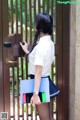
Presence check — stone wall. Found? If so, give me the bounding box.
[69,3,80,120]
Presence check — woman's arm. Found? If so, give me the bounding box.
[30,65,43,105]
[34,65,43,94]
[20,41,29,54]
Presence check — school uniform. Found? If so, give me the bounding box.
[28,35,60,99]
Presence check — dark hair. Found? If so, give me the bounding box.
[30,13,53,52]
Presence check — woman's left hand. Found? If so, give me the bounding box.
[30,94,41,105]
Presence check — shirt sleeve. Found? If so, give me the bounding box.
[34,45,46,66]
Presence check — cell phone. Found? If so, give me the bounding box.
[22,41,25,45]
[19,41,25,56]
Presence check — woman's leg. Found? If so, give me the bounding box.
[48,98,54,120]
[36,102,50,120]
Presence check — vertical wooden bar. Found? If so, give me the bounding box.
[51,0,53,16]
[15,3,19,118]
[17,61,19,120]
[43,0,45,12]
[34,0,36,19]
[40,0,43,12]
[2,0,10,119]
[13,67,15,119]
[41,0,43,12]
[62,5,70,120]
[0,0,4,112]
[47,0,49,13]
[21,57,24,120]
[25,0,27,42]
[11,0,13,33]
[16,0,18,34]
[18,57,22,119]
[26,62,28,120]
[50,0,54,119]
[56,3,63,120]
[29,0,32,44]
[15,4,18,92]
[38,0,40,13]
[37,0,39,14]
[20,0,23,37]
[9,68,12,118]
[8,0,10,34]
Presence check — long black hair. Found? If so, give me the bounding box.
[30,13,53,52]
[20,13,53,56]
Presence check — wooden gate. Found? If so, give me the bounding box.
[0,0,70,120]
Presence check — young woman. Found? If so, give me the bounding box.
[20,13,60,120]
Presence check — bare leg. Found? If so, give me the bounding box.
[48,98,54,120]
[36,102,50,120]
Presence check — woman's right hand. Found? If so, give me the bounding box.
[20,41,29,54]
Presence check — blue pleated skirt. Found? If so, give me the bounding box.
[30,75,60,99]
[48,77,60,99]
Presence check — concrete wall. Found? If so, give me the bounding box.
[69,3,80,120]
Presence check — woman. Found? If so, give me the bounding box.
[20,13,60,120]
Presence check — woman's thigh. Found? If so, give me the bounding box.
[36,102,50,120]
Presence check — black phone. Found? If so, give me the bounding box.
[22,41,25,45]
[19,41,25,57]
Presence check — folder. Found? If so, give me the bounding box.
[20,78,50,104]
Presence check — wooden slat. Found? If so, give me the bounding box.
[13,67,15,119]
[47,0,49,13]
[62,5,70,120]
[16,0,18,34]
[20,0,23,37]
[51,0,54,16]
[29,0,32,44]
[0,0,4,112]
[25,0,27,42]
[17,63,19,120]
[56,3,63,120]
[25,58,29,120]
[11,0,13,33]
[38,0,40,13]
[2,0,10,118]
[34,0,36,19]
[43,0,45,12]
[40,0,43,12]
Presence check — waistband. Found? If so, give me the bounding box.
[30,74,50,79]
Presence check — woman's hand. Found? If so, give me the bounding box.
[20,41,29,54]
[30,94,41,105]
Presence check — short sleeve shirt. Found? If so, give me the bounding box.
[28,35,55,77]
